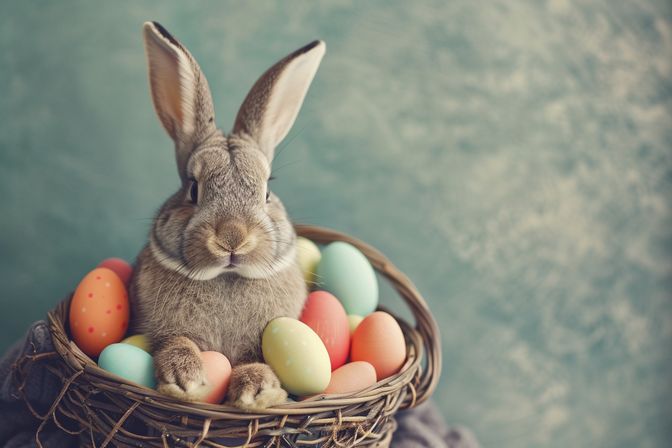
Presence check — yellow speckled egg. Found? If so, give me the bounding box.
[69,267,130,357]
[121,334,151,353]
[262,317,331,396]
[296,237,321,284]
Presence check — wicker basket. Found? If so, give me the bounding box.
[14,225,441,447]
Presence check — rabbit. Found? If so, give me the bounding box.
[129,21,325,409]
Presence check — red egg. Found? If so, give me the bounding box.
[351,311,406,380]
[200,351,232,404]
[98,258,133,285]
[69,267,130,357]
[299,291,350,370]
[323,361,377,395]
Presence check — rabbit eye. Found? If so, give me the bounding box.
[189,179,198,204]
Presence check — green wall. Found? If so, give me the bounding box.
[1,1,671,447]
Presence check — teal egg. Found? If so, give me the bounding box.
[98,343,156,388]
[315,242,378,316]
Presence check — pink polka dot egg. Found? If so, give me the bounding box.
[69,267,130,357]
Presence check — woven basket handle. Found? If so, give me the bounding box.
[295,224,441,406]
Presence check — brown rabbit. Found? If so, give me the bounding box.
[130,22,324,409]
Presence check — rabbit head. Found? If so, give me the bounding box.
[142,22,324,281]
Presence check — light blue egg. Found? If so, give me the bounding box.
[315,242,378,316]
[98,343,156,388]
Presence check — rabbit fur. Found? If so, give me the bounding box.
[129,21,324,409]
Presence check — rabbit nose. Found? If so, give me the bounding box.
[215,221,248,253]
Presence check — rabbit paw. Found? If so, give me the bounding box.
[227,363,288,410]
[154,337,207,401]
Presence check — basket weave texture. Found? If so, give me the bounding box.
[14,225,441,447]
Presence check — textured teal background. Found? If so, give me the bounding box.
[1,1,671,446]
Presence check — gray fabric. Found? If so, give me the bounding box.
[0,321,478,447]
[0,322,76,447]
[394,402,479,448]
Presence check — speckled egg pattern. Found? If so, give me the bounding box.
[69,267,130,357]
[262,317,331,396]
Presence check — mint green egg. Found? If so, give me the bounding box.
[315,242,378,316]
[98,343,156,388]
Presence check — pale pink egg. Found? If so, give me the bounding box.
[200,351,232,404]
[323,361,377,395]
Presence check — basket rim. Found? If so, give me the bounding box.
[45,224,441,418]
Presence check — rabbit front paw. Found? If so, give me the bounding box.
[227,363,288,410]
[154,336,207,401]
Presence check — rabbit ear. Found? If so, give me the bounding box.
[233,40,325,162]
[143,22,216,177]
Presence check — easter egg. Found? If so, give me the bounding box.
[200,351,232,404]
[262,317,331,396]
[98,343,155,388]
[347,315,363,334]
[323,361,377,395]
[121,334,151,353]
[351,312,406,380]
[97,258,133,285]
[69,267,130,357]
[299,291,350,370]
[296,237,321,284]
[315,242,378,316]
